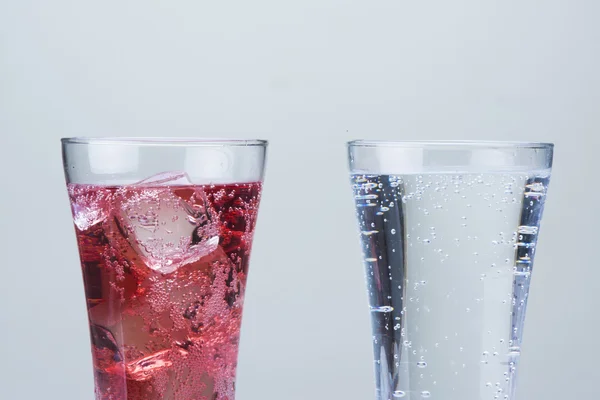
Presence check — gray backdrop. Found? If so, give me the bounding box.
[1,1,598,399]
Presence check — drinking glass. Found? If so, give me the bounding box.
[348,141,553,400]
[62,138,267,400]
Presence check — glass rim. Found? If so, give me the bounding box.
[61,137,268,147]
[347,140,554,150]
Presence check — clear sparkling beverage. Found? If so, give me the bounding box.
[352,171,550,400]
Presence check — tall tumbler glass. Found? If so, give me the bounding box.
[62,138,267,400]
[348,141,553,400]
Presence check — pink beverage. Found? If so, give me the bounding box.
[68,175,262,400]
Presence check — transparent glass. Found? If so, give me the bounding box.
[62,137,267,400]
[348,141,553,400]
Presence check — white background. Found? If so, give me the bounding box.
[1,1,599,399]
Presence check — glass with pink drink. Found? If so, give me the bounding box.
[62,138,267,400]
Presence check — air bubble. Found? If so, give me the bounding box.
[354,194,378,200]
[392,391,406,398]
[370,306,394,313]
[361,230,379,236]
[421,391,431,398]
[518,225,539,235]
[417,361,427,368]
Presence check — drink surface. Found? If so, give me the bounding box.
[352,172,549,400]
[68,174,262,400]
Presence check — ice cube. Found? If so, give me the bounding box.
[68,184,111,231]
[103,246,236,358]
[134,171,193,186]
[126,349,173,381]
[114,180,219,274]
[90,323,123,370]
[94,245,240,399]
